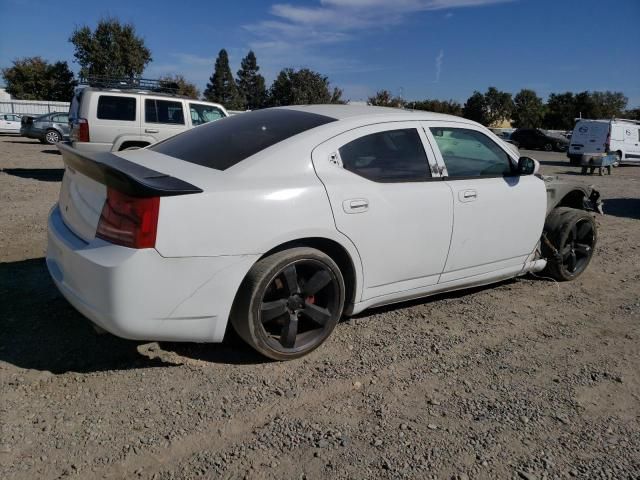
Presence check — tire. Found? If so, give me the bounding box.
[614,151,622,167]
[230,247,345,361]
[542,207,597,281]
[544,143,553,151]
[44,129,61,144]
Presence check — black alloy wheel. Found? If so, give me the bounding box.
[542,207,597,281]
[231,248,345,360]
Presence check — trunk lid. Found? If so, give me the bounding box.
[56,143,203,243]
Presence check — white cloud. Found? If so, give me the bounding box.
[434,49,444,83]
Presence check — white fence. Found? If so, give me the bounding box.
[0,99,70,115]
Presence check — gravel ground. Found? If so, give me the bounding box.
[1,134,639,480]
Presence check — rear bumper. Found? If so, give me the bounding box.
[71,141,113,153]
[46,205,258,342]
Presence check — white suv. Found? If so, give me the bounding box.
[69,87,228,152]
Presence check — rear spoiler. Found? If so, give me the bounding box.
[57,142,202,198]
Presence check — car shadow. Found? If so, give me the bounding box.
[41,149,61,155]
[603,198,640,220]
[3,139,40,144]
[0,258,268,373]
[537,160,574,168]
[2,168,64,182]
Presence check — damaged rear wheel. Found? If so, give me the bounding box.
[542,207,597,281]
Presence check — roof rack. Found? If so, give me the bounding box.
[78,75,180,94]
[574,117,640,125]
[612,118,640,124]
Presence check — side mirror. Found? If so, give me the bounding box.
[517,156,537,175]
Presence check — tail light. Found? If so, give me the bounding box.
[96,188,159,248]
[605,128,610,152]
[73,118,90,142]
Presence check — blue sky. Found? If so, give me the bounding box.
[1,0,639,106]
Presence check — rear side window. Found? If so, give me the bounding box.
[145,99,185,125]
[430,127,513,178]
[150,109,337,170]
[339,129,431,182]
[97,96,136,121]
[189,103,225,126]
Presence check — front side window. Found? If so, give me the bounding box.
[145,99,185,125]
[189,103,225,126]
[430,127,514,178]
[339,129,431,182]
[97,95,136,121]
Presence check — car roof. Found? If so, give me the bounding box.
[78,86,224,106]
[280,104,466,123]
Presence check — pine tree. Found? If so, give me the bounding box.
[236,51,266,110]
[203,49,243,109]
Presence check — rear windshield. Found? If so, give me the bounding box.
[150,109,337,170]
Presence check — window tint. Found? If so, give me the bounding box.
[150,109,336,171]
[97,95,136,121]
[339,129,431,182]
[53,114,68,123]
[189,103,224,126]
[430,127,514,178]
[145,99,185,124]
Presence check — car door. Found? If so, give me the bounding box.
[143,98,187,142]
[623,126,640,161]
[2,114,21,132]
[312,122,454,301]
[424,122,546,283]
[51,114,70,137]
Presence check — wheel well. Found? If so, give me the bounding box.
[556,190,586,210]
[260,238,358,310]
[119,141,150,151]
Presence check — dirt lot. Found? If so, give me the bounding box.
[1,134,639,480]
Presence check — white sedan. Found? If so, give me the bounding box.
[47,106,601,360]
[0,113,22,133]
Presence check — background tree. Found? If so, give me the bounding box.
[203,49,244,109]
[2,57,76,101]
[69,18,151,78]
[463,91,488,125]
[236,51,266,110]
[267,68,343,106]
[158,75,200,99]
[410,99,462,116]
[544,92,576,130]
[484,87,513,126]
[624,107,640,120]
[512,89,545,128]
[590,91,627,118]
[367,90,404,108]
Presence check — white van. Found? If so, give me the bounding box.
[69,85,228,152]
[568,119,640,165]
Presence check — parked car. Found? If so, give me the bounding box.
[511,128,569,152]
[69,84,228,152]
[0,113,22,133]
[47,106,601,360]
[567,118,640,165]
[20,112,70,144]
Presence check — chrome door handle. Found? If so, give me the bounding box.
[459,189,477,202]
[145,128,159,133]
[343,198,369,213]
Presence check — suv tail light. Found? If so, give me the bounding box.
[96,188,160,248]
[73,118,90,142]
[605,127,611,152]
